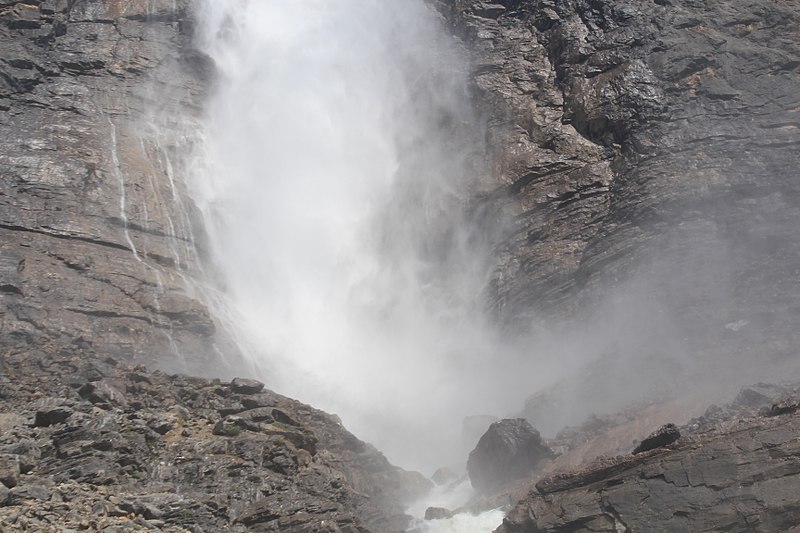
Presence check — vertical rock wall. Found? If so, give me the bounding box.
[0,0,243,375]
[440,0,800,378]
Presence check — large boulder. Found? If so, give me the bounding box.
[467,418,555,492]
[632,423,681,454]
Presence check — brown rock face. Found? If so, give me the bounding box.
[0,0,241,375]
[439,0,800,384]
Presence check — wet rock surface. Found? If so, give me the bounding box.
[0,348,429,532]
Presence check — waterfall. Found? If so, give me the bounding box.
[190,0,525,479]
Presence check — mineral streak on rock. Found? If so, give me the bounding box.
[0,0,243,375]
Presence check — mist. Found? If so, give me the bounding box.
[188,0,532,473]
[185,0,800,483]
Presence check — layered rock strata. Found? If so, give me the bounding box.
[497,395,800,532]
[0,0,240,375]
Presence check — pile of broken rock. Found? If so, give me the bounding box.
[0,347,430,532]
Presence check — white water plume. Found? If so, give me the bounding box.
[189,0,534,474]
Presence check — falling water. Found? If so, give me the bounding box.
[190,5,531,529]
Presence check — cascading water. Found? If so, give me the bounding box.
[191,1,525,529]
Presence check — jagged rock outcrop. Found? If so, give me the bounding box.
[631,422,680,454]
[440,0,800,372]
[0,0,240,375]
[0,348,429,532]
[496,404,800,532]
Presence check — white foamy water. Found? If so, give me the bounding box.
[406,480,504,533]
[415,510,506,533]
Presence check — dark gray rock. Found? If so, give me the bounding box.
[0,251,23,296]
[632,423,681,454]
[237,407,275,424]
[272,408,299,427]
[1,439,39,474]
[732,384,781,410]
[146,414,177,435]
[9,483,50,503]
[467,418,555,492]
[767,398,799,417]
[230,377,265,395]
[78,380,127,408]
[240,392,279,410]
[212,415,245,437]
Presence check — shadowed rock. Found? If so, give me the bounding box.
[34,406,73,427]
[767,398,799,417]
[467,418,555,492]
[632,423,680,454]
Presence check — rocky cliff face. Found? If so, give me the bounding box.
[496,388,800,532]
[0,0,241,376]
[441,0,800,366]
